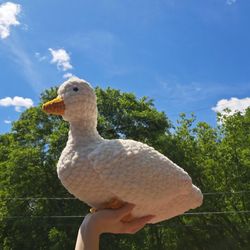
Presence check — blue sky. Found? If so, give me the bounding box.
[0,0,250,134]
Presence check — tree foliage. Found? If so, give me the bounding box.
[0,87,249,249]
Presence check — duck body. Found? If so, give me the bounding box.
[43,77,203,223]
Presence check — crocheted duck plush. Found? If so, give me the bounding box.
[42,77,203,223]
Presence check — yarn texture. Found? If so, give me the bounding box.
[43,77,203,223]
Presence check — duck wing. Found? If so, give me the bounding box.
[88,139,194,203]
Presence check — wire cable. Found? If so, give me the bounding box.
[1,190,250,201]
[0,197,77,200]
[203,190,250,195]
[3,210,250,220]
[183,210,250,215]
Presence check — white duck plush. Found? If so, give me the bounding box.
[42,77,203,223]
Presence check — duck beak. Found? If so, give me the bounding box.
[42,96,65,115]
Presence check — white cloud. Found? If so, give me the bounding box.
[49,48,73,71]
[15,106,22,112]
[63,72,73,79]
[35,52,46,61]
[0,96,34,112]
[3,36,45,93]
[0,2,21,39]
[4,120,11,124]
[212,97,250,116]
[226,0,236,5]
[157,78,204,103]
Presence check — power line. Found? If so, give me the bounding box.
[3,210,250,220]
[203,190,250,195]
[0,197,77,200]
[1,190,250,201]
[4,215,83,219]
[183,210,250,215]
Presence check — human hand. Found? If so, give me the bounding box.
[75,204,154,250]
[83,203,154,235]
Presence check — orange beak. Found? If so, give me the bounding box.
[42,96,65,115]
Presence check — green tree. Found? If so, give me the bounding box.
[0,86,249,250]
[0,87,170,250]
[0,89,86,250]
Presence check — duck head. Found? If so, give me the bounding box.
[42,77,97,124]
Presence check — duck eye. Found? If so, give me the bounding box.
[73,87,79,92]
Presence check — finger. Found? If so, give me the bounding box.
[113,203,135,220]
[123,215,155,234]
[128,223,147,234]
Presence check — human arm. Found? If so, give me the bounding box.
[75,203,154,250]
